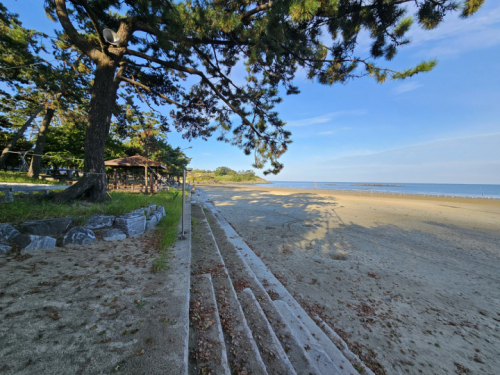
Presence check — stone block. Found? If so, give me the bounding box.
[0,224,20,244]
[14,235,57,254]
[84,214,115,229]
[0,243,12,254]
[115,213,146,237]
[101,229,127,241]
[153,211,163,223]
[132,208,147,216]
[62,226,96,246]
[145,216,158,231]
[20,218,72,236]
[149,204,157,214]
[156,206,166,217]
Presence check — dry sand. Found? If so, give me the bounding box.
[0,230,188,374]
[199,185,500,375]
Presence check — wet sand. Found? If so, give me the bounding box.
[198,185,500,375]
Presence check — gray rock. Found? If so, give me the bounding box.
[14,235,57,254]
[84,214,115,229]
[20,218,72,236]
[145,216,158,231]
[156,206,166,217]
[101,229,127,241]
[115,213,146,237]
[0,243,12,254]
[149,204,157,214]
[62,226,96,246]
[0,223,20,244]
[153,211,163,223]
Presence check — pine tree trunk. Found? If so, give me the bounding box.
[54,64,119,203]
[0,105,45,169]
[27,108,55,179]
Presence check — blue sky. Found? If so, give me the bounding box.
[5,0,500,184]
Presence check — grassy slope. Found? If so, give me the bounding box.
[0,171,66,185]
[189,174,264,183]
[0,190,182,226]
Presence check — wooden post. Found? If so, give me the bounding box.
[113,167,117,189]
[124,167,128,189]
[150,170,154,193]
[144,165,148,193]
[155,167,159,190]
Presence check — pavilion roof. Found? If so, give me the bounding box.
[104,154,166,169]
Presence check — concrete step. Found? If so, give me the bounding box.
[313,316,376,375]
[274,300,342,375]
[190,204,268,375]
[189,274,230,375]
[239,288,297,375]
[197,189,361,375]
[200,203,322,375]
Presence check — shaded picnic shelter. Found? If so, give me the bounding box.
[104,154,166,192]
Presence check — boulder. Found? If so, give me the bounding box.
[145,216,158,231]
[62,226,96,246]
[0,224,20,244]
[84,214,115,230]
[0,243,12,254]
[149,204,157,214]
[115,213,146,237]
[156,206,166,217]
[132,208,147,216]
[20,218,72,236]
[14,235,56,254]
[152,211,163,223]
[101,229,127,241]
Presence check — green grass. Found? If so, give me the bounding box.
[0,171,66,185]
[152,191,183,272]
[0,190,182,225]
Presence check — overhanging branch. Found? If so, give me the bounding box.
[125,48,264,138]
[116,74,186,109]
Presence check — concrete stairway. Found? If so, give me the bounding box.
[189,274,230,375]
[189,204,268,374]
[190,190,376,375]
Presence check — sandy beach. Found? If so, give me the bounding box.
[198,184,500,375]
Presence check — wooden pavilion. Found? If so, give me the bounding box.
[104,154,166,193]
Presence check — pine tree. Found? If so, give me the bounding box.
[44,0,485,202]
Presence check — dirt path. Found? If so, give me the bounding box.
[199,185,500,375]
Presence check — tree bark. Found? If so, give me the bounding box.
[54,64,119,202]
[0,105,45,169]
[27,108,55,178]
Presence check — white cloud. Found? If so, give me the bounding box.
[202,152,211,156]
[422,28,500,58]
[351,4,500,58]
[317,127,351,136]
[312,133,500,184]
[393,81,423,94]
[407,5,500,45]
[286,110,366,127]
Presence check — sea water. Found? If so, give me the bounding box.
[254,181,500,199]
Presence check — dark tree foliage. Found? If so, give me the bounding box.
[0,2,94,171]
[43,0,484,201]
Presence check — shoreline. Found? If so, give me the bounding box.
[230,184,500,201]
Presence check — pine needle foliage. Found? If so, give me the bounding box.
[42,0,485,176]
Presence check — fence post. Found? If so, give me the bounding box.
[181,168,186,239]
